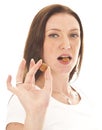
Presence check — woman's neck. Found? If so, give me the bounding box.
[35,73,81,105]
[36,72,70,94]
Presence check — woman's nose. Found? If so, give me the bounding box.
[60,37,71,50]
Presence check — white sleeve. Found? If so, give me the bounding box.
[6,95,26,125]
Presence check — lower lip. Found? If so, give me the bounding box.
[58,60,71,65]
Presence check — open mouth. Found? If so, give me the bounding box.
[57,56,72,62]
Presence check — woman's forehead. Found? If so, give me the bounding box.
[45,13,80,32]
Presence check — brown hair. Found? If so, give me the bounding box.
[23,4,84,81]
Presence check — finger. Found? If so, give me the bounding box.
[29,59,35,69]
[44,66,52,96]
[25,59,42,84]
[7,75,17,94]
[28,59,35,85]
[29,59,36,86]
[16,59,26,83]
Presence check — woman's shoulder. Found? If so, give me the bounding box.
[73,86,95,107]
[8,94,23,107]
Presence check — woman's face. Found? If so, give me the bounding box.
[43,13,81,75]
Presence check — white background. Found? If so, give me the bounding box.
[0,0,102,129]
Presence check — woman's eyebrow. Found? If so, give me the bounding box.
[46,28,80,31]
[46,28,80,33]
[46,28,61,32]
[70,28,80,31]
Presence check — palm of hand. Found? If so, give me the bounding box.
[7,59,52,114]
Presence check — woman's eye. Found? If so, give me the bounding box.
[48,34,59,38]
[70,33,79,38]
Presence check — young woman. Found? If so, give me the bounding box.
[6,4,98,130]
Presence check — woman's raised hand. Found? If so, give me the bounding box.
[6,59,52,114]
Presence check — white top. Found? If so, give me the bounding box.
[6,86,99,130]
